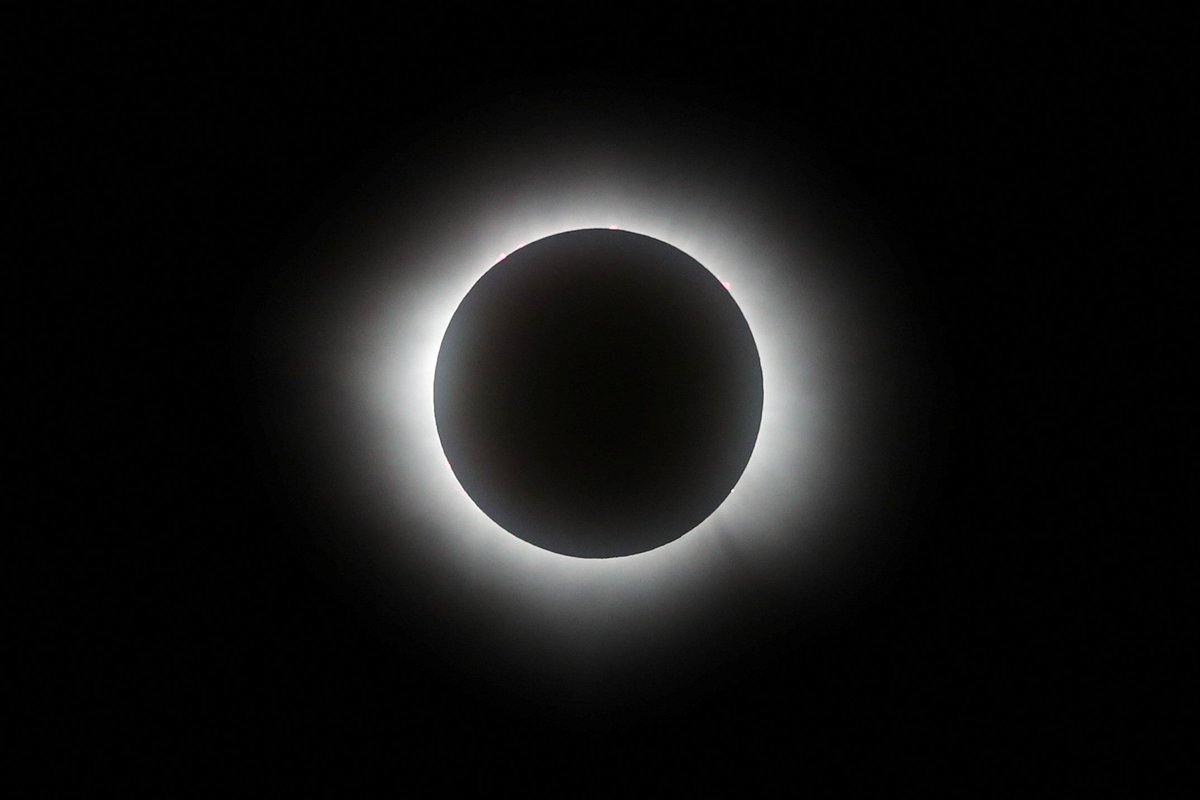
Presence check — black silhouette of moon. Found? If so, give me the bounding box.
[434,229,763,558]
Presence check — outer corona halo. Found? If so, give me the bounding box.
[433,229,764,558]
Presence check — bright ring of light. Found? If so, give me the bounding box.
[264,111,911,692]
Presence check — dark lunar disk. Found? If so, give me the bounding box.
[434,229,763,558]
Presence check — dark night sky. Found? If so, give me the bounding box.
[31,7,1174,791]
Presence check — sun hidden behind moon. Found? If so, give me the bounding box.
[433,229,764,558]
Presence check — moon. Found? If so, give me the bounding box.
[434,229,764,558]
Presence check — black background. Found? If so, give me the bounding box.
[33,7,1171,791]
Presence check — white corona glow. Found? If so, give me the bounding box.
[346,204,855,645]
[278,123,899,682]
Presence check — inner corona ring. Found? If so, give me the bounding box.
[433,229,763,558]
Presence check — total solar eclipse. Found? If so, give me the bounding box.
[434,229,764,558]
[254,94,931,701]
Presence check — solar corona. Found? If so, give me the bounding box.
[264,110,921,688]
